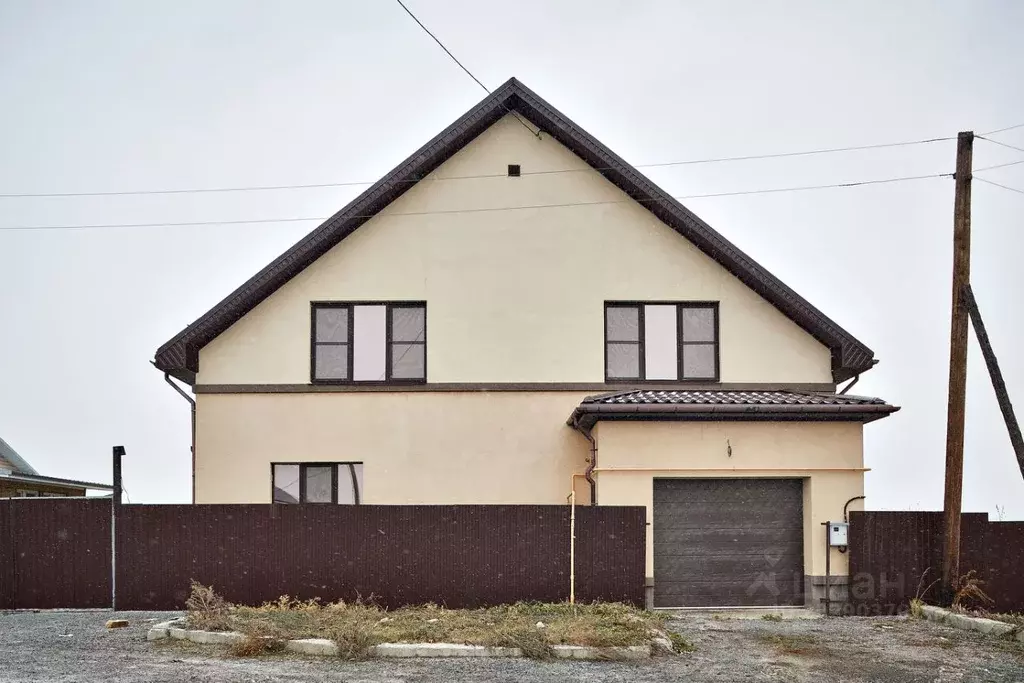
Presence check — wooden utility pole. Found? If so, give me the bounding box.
[965,285,1024,480]
[942,131,974,598]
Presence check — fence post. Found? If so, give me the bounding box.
[111,446,125,611]
[569,490,576,605]
[0,501,12,609]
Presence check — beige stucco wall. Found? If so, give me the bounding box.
[592,421,865,578]
[194,392,593,505]
[196,114,832,386]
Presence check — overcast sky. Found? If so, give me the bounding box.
[1,1,1022,517]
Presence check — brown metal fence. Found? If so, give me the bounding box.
[0,499,112,609]
[1,501,645,610]
[848,511,1024,613]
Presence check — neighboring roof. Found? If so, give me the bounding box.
[0,436,39,475]
[0,436,113,490]
[155,77,876,384]
[569,389,899,429]
[0,471,114,491]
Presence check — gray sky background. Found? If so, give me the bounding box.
[1,1,1022,517]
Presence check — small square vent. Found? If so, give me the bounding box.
[507,164,521,177]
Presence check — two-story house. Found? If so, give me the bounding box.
[154,78,898,609]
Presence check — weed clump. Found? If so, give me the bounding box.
[185,581,231,632]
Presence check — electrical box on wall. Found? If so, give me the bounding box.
[828,521,849,547]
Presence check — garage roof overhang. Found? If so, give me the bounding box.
[568,389,899,432]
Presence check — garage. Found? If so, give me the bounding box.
[653,478,804,608]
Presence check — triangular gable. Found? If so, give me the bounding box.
[155,78,874,383]
[0,436,40,475]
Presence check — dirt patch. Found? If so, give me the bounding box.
[664,612,1024,682]
[756,633,822,656]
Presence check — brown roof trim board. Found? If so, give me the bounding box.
[193,381,838,394]
[568,389,899,430]
[154,78,875,384]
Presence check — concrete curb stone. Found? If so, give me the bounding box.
[285,638,340,656]
[553,645,651,660]
[147,620,654,659]
[919,605,1024,642]
[371,643,522,658]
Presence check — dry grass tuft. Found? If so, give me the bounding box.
[185,581,231,632]
[669,632,695,653]
[982,612,1024,627]
[493,623,554,660]
[952,570,994,611]
[227,620,284,657]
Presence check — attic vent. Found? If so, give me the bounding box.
[507,164,521,177]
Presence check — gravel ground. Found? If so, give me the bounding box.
[0,609,1021,682]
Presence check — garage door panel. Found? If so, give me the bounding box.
[654,526,803,548]
[656,581,804,608]
[653,478,804,607]
[653,478,802,503]
[654,554,804,577]
[655,548,802,561]
[653,505,803,529]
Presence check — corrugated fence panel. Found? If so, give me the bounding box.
[0,501,13,609]
[575,505,646,605]
[849,511,1024,613]
[0,499,111,609]
[114,504,646,610]
[962,520,1024,612]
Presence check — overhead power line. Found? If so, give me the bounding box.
[975,159,1024,173]
[976,177,1024,196]
[976,135,1024,155]
[981,122,1024,136]
[391,0,487,95]
[0,172,951,232]
[394,0,539,138]
[0,136,953,199]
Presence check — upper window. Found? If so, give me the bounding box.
[605,302,719,381]
[311,302,426,383]
[272,462,364,504]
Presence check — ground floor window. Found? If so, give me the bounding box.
[272,462,363,504]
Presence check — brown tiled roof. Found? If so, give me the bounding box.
[155,78,876,384]
[586,389,889,406]
[569,389,898,429]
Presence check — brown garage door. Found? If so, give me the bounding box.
[654,478,804,607]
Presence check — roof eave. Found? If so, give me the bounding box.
[0,472,115,491]
[569,402,900,431]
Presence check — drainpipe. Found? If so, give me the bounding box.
[571,417,598,506]
[839,374,860,395]
[160,369,196,504]
[843,495,865,523]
